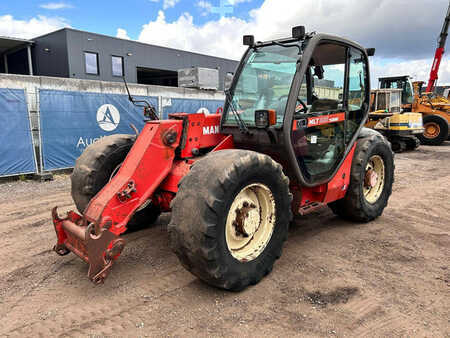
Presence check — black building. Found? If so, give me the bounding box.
[0,28,238,90]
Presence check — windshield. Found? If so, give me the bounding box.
[223,44,300,127]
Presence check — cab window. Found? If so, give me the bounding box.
[222,44,299,127]
[291,43,347,181]
[347,48,368,142]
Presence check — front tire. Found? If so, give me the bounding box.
[168,150,292,291]
[329,133,394,222]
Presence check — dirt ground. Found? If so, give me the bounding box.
[0,143,449,337]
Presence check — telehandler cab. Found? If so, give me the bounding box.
[52,27,394,290]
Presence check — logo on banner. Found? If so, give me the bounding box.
[97,104,120,131]
[196,107,210,115]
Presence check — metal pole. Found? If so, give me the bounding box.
[3,54,8,73]
[37,89,44,173]
[158,95,163,119]
[27,45,34,75]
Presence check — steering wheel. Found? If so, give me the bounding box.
[295,97,308,114]
[278,95,307,115]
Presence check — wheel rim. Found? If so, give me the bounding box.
[225,183,276,262]
[363,155,385,204]
[423,122,440,139]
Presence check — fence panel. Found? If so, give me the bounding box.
[161,98,224,119]
[0,88,37,177]
[39,89,157,171]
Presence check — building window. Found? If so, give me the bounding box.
[84,52,99,75]
[112,56,124,77]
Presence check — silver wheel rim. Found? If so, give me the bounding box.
[225,183,276,262]
[363,155,385,204]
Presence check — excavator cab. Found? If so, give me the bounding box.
[379,75,414,108]
[221,29,372,186]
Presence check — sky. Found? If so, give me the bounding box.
[0,0,449,86]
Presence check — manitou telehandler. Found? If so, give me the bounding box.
[52,27,394,290]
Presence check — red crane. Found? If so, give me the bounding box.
[426,2,450,93]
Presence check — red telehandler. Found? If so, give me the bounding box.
[52,27,394,290]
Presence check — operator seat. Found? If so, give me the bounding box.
[310,98,339,112]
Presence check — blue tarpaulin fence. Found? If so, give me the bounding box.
[0,88,37,177]
[39,89,158,171]
[35,90,225,172]
[161,97,224,119]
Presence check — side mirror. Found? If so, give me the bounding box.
[243,35,255,46]
[366,48,375,56]
[224,72,234,91]
[313,65,324,80]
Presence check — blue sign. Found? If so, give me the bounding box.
[39,90,157,171]
[162,98,224,119]
[0,88,37,176]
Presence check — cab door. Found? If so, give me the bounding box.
[290,42,369,184]
[291,42,348,183]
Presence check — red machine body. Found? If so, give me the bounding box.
[52,112,356,284]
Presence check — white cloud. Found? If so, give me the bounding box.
[40,2,73,10]
[138,10,249,59]
[0,14,70,39]
[137,0,450,85]
[371,58,450,87]
[163,0,180,9]
[116,28,130,39]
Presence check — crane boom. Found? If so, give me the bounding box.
[426,2,450,93]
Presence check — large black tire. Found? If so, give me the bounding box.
[328,133,394,222]
[168,150,292,291]
[417,114,449,146]
[71,134,161,230]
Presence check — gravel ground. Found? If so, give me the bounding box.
[0,143,449,337]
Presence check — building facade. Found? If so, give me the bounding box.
[1,28,238,90]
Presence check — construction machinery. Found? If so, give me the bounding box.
[377,4,450,145]
[51,27,394,290]
[379,75,449,145]
[367,88,423,152]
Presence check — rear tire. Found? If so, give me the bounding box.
[417,114,449,145]
[71,134,161,231]
[329,133,394,222]
[168,150,292,291]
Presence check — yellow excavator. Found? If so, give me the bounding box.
[366,88,423,152]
